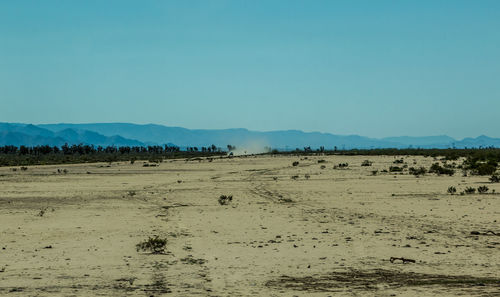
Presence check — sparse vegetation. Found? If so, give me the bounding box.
[292,161,299,167]
[477,186,489,194]
[489,174,500,183]
[428,163,455,176]
[136,236,167,254]
[464,187,476,194]
[389,166,403,172]
[447,186,457,195]
[334,163,349,169]
[361,160,372,166]
[218,194,233,205]
[409,167,427,176]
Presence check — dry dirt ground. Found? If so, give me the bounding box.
[0,155,499,296]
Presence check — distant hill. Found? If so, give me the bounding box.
[0,123,144,147]
[35,122,500,149]
[1,122,500,149]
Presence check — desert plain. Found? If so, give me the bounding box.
[0,155,499,296]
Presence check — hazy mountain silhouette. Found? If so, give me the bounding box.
[32,122,500,149]
[0,123,143,147]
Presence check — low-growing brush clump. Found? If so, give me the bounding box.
[136,236,167,254]
[409,167,427,176]
[490,174,500,183]
[334,163,349,169]
[463,157,498,176]
[428,163,455,176]
[361,160,373,166]
[447,186,457,195]
[292,161,299,167]
[389,166,403,172]
[464,187,476,194]
[477,186,489,194]
[218,194,233,205]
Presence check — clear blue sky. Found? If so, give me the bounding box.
[1,1,499,139]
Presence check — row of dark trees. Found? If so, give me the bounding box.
[0,144,230,155]
[0,144,227,166]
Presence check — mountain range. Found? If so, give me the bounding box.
[1,122,500,150]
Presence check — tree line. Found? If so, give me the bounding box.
[0,144,226,166]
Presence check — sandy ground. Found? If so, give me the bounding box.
[0,155,499,296]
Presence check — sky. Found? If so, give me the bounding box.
[1,1,499,139]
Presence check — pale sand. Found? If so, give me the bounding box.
[0,155,498,296]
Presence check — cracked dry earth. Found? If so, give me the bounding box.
[0,155,499,296]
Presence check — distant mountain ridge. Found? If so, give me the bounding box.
[0,123,143,147]
[1,122,500,149]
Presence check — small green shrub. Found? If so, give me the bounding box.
[389,166,403,172]
[409,167,427,176]
[477,186,489,194]
[428,163,454,176]
[218,194,233,205]
[292,161,299,167]
[464,187,476,194]
[489,174,500,183]
[474,163,497,176]
[447,186,457,195]
[361,160,372,166]
[136,236,167,254]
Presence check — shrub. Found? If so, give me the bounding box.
[477,186,489,194]
[20,166,28,171]
[389,166,403,172]
[474,163,497,176]
[428,163,454,176]
[393,159,404,164]
[317,159,326,163]
[218,194,233,205]
[409,167,427,176]
[292,161,299,167]
[136,236,167,254]
[371,170,378,176]
[361,160,372,166]
[320,165,326,169]
[447,186,457,195]
[490,174,500,183]
[337,163,349,168]
[464,187,476,194]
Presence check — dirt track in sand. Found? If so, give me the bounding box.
[0,155,499,296]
